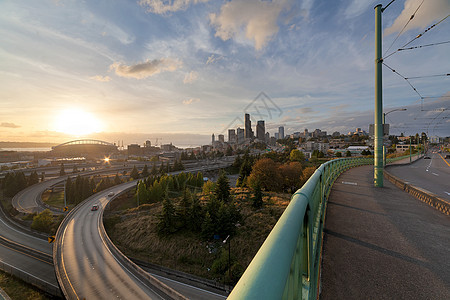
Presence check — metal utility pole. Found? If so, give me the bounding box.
[374,4,383,187]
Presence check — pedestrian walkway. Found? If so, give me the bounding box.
[320,165,450,299]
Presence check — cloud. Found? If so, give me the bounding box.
[139,0,209,14]
[183,98,200,105]
[90,75,111,82]
[110,58,182,79]
[183,71,198,84]
[210,0,292,50]
[385,0,450,36]
[1,122,21,128]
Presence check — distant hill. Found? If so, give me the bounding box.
[0,141,57,148]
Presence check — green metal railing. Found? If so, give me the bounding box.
[228,157,373,300]
[229,153,422,299]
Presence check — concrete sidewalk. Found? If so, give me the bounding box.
[320,165,450,299]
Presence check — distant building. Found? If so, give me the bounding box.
[245,113,253,139]
[228,129,236,144]
[145,140,151,148]
[278,126,284,139]
[265,132,270,142]
[218,134,225,143]
[127,144,141,156]
[161,143,176,152]
[212,134,215,144]
[256,120,265,141]
[332,131,341,137]
[275,132,279,139]
[237,127,245,144]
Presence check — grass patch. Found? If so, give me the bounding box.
[41,191,65,209]
[0,270,50,300]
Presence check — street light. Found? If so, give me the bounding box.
[223,235,231,282]
[383,108,407,166]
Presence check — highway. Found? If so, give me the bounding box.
[386,152,450,200]
[54,161,232,299]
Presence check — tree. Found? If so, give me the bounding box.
[142,164,149,177]
[31,209,53,234]
[300,166,317,186]
[28,171,39,186]
[151,163,158,175]
[336,152,342,157]
[59,164,66,176]
[345,150,352,157]
[252,180,263,209]
[158,196,177,234]
[136,181,149,205]
[188,194,204,232]
[130,165,139,180]
[72,165,78,173]
[114,173,122,185]
[215,172,230,202]
[247,158,281,192]
[279,162,303,193]
[290,149,305,162]
[226,146,233,156]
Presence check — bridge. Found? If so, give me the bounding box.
[228,152,450,299]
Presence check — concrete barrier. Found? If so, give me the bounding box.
[384,171,450,215]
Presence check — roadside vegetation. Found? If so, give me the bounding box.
[0,270,50,300]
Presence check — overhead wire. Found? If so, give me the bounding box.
[383,0,425,57]
[398,40,450,51]
[400,14,450,49]
[382,62,423,98]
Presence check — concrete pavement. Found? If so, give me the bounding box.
[320,165,450,299]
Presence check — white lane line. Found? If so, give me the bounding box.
[342,181,357,186]
[432,173,439,176]
[445,192,450,196]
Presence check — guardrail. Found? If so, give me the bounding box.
[228,157,373,299]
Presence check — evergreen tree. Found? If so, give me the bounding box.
[215,172,230,202]
[40,172,45,182]
[201,212,215,239]
[114,173,122,185]
[59,164,66,176]
[151,163,158,175]
[142,164,149,177]
[346,150,352,157]
[178,188,192,227]
[252,180,263,209]
[158,196,177,234]
[130,165,139,180]
[196,172,204,187]
[28,171,39,186]
[188,194,204,232]
[136,181,149,205]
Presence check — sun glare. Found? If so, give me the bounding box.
[54,108,102,136]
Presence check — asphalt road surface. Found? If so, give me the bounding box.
[386,152,450,200]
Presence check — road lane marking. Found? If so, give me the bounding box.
[445,192,450,196]
[432,173,439,176]
[438,153,450,167]
[342,181,357,186]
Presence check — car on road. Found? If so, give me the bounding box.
[424,156,431,159]
[445,154,450,159]
[108,192,115,197]
[91,204,99,211]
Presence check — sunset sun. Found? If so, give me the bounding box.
[54,108,102,136]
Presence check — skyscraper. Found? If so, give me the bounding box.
[245,113,253,139]
[218,134,224,143]
[278,126,284,139]
[237,127,244,144]
[228,129,236,144]
[212,133,215,144]
[256,120,265,141]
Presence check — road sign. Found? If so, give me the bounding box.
[48,236,55,243]
[63,206,68,212]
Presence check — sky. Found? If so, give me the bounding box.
[0,0,449,147]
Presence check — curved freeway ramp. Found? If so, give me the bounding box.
[53,182,186,299]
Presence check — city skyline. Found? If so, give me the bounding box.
[1,0,449,145]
